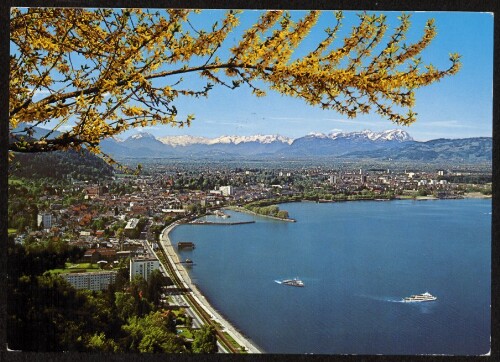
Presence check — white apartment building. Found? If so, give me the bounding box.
[130,257,160,281]
[124,218,139,237]
[61,271,117,291]
[219,185,234,196]
[37,213,53,229]
[125,218,139,230]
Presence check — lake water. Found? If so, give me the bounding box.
[170,199,491,355]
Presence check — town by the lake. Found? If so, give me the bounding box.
[7,156,491,353]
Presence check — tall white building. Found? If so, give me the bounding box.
[219,185,234,196]
[130,257,160,281]
[37,213,53,229]
[61,271,117,291]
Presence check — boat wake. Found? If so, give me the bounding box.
[356,294,404,303]
[385,298,405,303]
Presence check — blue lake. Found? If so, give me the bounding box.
[170,199,491,355]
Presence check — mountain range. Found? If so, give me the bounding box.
[10,125,492,163]
[98,129,492,163]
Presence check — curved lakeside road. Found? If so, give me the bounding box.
[160,222,263,354]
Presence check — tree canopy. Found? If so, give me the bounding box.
[9,8,460,162]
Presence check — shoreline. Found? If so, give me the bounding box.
[228,193,491,213]
[252,193,492,205]
[463,192,492,199]
[160,222,263,354]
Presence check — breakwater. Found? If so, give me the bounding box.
[189,220,256,225]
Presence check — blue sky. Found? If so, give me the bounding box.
[131,10,493,141]
[34,9,493,142]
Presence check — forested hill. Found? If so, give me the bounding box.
[10,149,114,182]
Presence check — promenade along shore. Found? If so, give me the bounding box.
[160,222,263,353]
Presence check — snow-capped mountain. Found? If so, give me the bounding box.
[158,134,294,147]
[304,129,413,142]
[101,129,414,158]
[283,129,414,157]
[214,134,294,145]
[12,124,489,163]
[157,135,212,147]
[364,129,413,142]
[97,129,490,162]
[128,132,158,141]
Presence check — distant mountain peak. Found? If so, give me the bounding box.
[306,132,328,139]
[159,134,294,147]
[157,135,210,147]
[315,129,413,142]
[128,132,156,140]
[375,129,413,142]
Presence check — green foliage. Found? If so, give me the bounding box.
[146,269,166,307]
[465,184,492,195]
[126,275,154,317]
[244,201,290,219]
[8,241,84,278]
[417,188,428,197]
[277,210,289,219]
[91,217,107,231]
[122,312,186,353]
[6,230,194,353]
[115,292,137,322]
[10,149,114,182]
[150,223,167,241]
[481,187,492,195]
[86,332,120,352]
[192,325,218,353]
[186,203,206,215]
[7,273,88,351]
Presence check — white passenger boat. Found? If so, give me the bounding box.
[281,278,304,287]
[402,292,437,302]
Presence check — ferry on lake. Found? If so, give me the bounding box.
[402,292,437,303]
[280,278,304,287]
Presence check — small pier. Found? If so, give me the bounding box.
[177,241,196,250]
[189,220,256,226]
